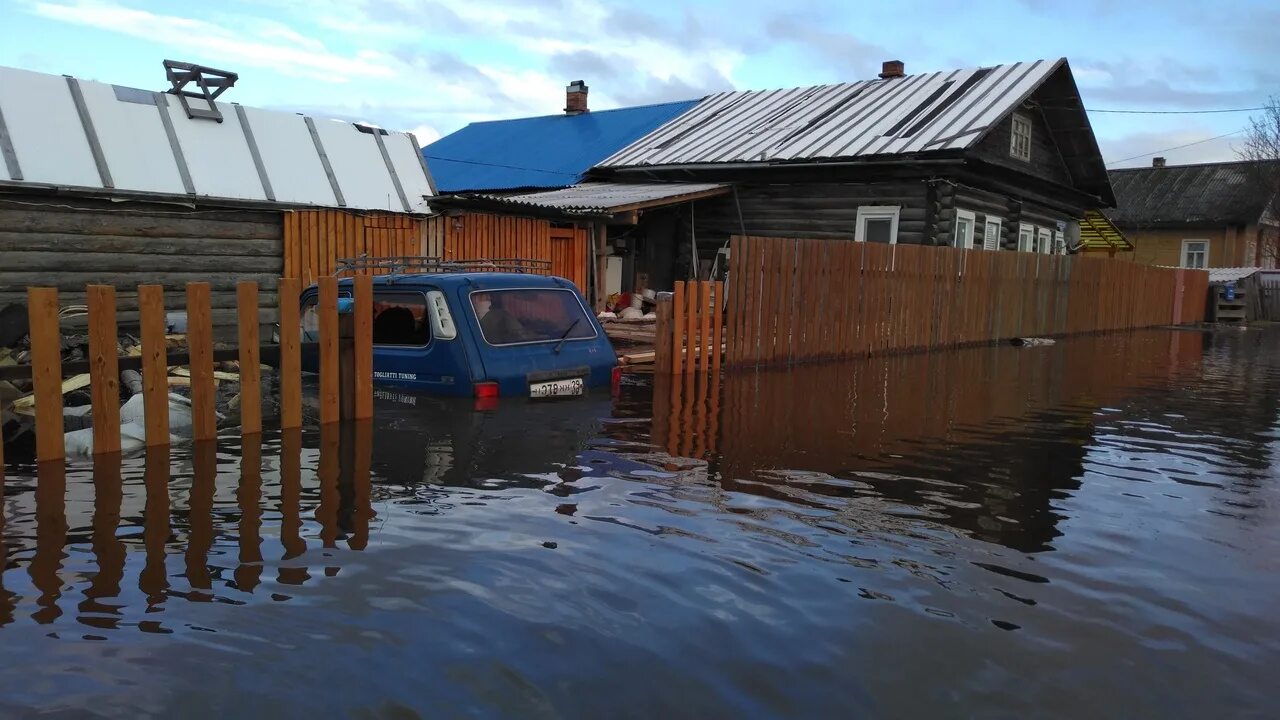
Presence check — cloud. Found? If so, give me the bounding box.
[26,0,397,82]
[764,13,891,79]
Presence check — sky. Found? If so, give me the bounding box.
[0,0,1275,168]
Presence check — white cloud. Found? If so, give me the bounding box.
[26,0,397,82]
[409,123,442,145]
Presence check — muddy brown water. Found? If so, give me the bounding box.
[0,327,1278,718]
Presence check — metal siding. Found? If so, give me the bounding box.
[164,95,267,202]
[77,76,185,195]
[241,105,335,206]
[0,66,101,188]
[599,59,1067,168]
[385,132,435,213]
[313,121,403,212]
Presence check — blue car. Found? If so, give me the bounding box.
[300,272,618,399]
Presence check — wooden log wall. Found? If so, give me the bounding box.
[695,182,931,244]
[283,210,421,286]
[0,196,282,329]
[725,236,1209,367]
[422,213,591,293]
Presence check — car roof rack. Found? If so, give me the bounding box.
[335,256,552,277]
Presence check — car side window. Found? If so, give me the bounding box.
[373,292,431,347]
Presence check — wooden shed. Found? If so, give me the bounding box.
[0,62,435,330]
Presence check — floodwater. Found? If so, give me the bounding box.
[1,327,1279,718]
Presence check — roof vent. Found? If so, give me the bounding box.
[1152,157,1167,168]
[879,60,905,79]
[163,59,238,122]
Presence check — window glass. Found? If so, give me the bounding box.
[1018,224,1034,252]
[954,212,975,249]
[1011,114,1032,161]
[472,289,595,346]
[1183,241,1208,269]
[373,292,430,346]
[864,217,894,244]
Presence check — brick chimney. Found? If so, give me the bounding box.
[1152,156,1167,167]
[879,60,905,79]
[565,80,588,114]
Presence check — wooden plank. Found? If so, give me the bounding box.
[670,281,685,375]
[26,288,64,462]
[699,280,712,373]
[86,285,122,455]
[712,280,724,374]
[237,282,262,435]
[353,274,374,420]
[684,277,698,375]
[318,276,340,424]
[137,285,169,446]
[187,282,217,441]
[277,277,302,429]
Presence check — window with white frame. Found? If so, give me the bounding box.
[1036,227,1052,254]
[855,206,900,244]
[1053,229,1065,255]
[1018,223,1035,252]
[983,217,1003,251]
[1181,239,1209,268]
[954,209,976,249]
[1010,113,1032,162]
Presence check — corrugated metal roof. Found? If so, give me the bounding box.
[423,100,699,193]
[1207,267,1260,284]
[1105,160,1279,226]
[0,65,433,212]
[477,182,728,215]
[600,59,1062,168]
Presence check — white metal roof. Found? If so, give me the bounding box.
[479,182,729,215]
[0,65,434,212]
[1207,267,1261,284]
[600,59,1063,168]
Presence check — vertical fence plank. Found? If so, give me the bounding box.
[319,276,340,424]
[186,283,217,441]
[26,288,64,462]
[699,280,712,374]
[138,285,169,447]
[237,282,262,435]
[712,281,724,374]
[87,285,121,456]
[670,281,685,375]
[278,278,302,429]
[684,279,698,375]
[354,274,374,419]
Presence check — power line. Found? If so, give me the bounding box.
[1088,106,1266,115]
[1105,129,1246,166]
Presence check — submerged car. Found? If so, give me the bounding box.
[300,269,619,399]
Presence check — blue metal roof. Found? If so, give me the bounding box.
[423,100,699,193]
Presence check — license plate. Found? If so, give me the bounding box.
[529,377,583,398]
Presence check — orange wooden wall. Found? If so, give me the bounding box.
[423,213,591,293]
[283,210,421,285]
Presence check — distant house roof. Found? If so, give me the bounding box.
[598,58,1112,204]
[423,100,699,193]
[0,65,434,212]
[474,182,729,216]
[1106,160,1279,227]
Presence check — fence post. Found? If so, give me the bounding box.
[712,281,724,374]
[319,277,340,425]
[26,287,64,462]
[670,282,685,375]
[277,278,302,429]
[138,285,170,447]
[87,285,121,455]
[353,274,374,419]
[237,282,262,435]
[186,282,217,441]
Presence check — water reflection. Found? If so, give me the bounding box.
[0,328,1277,716]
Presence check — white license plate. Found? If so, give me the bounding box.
[529,377,584,398]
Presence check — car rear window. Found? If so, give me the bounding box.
[471,289,596,346]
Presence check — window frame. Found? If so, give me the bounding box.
[1053,229,1065,255]
[1181,239,1210,269]
[854,205,900,245]
[954,209,977,249]
[1036,227,1052,255]
[1017,223,1035,253]
[983,217,1003,251]
[1010,113,1032,162]
[371,289,433,349]
[468,287,600,348]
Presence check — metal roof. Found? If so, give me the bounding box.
[475,182,729,215]
[0,65,434,212]
[1207,267,1261,284]
[423,100,698,193]
[600,59,1063,168]
[1106,160,1279,227]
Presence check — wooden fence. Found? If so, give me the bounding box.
[654,280,725,375]
[2,276,372,464]
[423,213,591,293]
[284,210,421,286]
[721,236,1208,367]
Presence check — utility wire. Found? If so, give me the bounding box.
[1087,106,1266,114]
[1105,129,1246,166]
[424,154,580,176]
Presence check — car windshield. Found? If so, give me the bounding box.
[471,288,595,346]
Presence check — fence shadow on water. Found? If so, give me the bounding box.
[0,423,373,632]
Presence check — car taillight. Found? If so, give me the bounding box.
[611,366,622,395]
[474,381,500,399]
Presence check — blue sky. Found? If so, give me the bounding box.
[1,0,1275,167]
